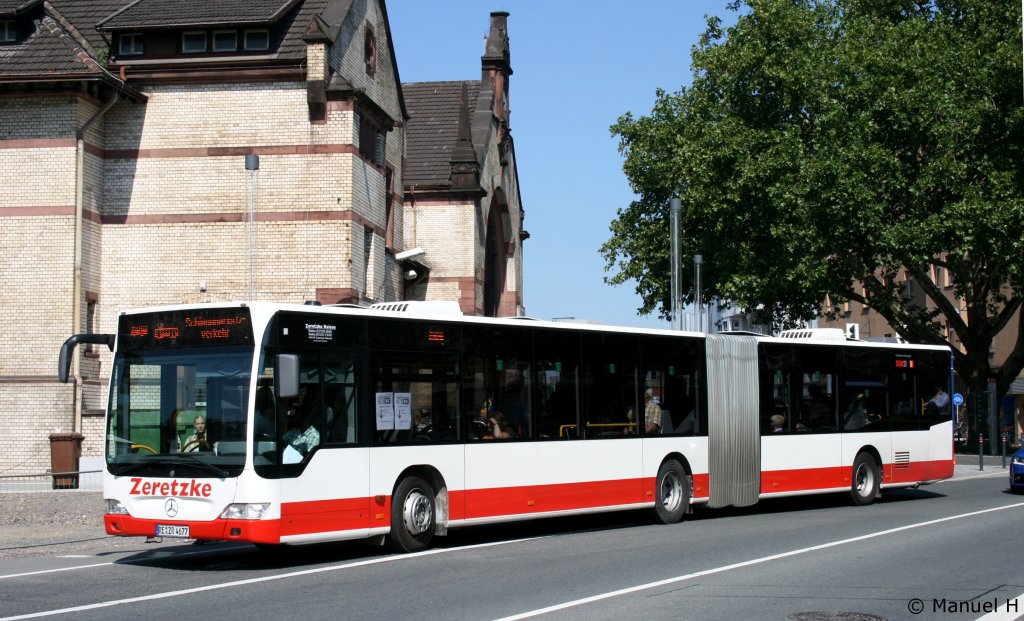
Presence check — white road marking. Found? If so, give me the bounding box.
[0,538,541,620]
[0,545,239,580]
[491,501,1024,621]
[0,562,114,580]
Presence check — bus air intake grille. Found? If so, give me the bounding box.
[894,451,911,469]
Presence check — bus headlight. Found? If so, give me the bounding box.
[219,503,270,520]
[105,499,129,515]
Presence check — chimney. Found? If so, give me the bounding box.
[481,11,511,124]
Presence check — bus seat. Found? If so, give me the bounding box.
[660,410,673,434]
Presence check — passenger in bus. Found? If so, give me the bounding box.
[181,415,211,452]
[805,383,833,429]
[925,384,950,416]
[484,411,513,439]
[283,408,320,457]
[770,414,786,433]
[644,389,662,434]
[842,393,868,430]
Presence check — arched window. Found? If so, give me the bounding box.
[364,24,377,78]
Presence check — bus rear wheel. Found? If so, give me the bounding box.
[654,460,689,524]
[389,475,435,553]
[850,452,879,506]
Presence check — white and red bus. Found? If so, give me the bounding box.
[58,301,954,552]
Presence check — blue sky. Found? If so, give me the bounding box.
[389,1,736,329]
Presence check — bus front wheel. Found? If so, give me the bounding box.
[850,453,879,506]
[654,460,689,524]
[389,475,435,553]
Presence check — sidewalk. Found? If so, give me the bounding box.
[954,452,1011,467]
[953,453,1013,479]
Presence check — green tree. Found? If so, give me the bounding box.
[605,0,1024,398]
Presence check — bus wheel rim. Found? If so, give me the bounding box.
[661,471,683,512]
[403,490,432,535]
[855,463,873,495]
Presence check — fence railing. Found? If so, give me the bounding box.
[0,470,103,493]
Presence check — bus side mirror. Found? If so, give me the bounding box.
[58,333,115,383]
[275,354,300,399]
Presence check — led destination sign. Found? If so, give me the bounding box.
[119,308,253,348]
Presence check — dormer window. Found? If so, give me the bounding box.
[182,31,207,53]
[0,20,16,44]
[118,32,143,55]
[244,29,269,51]
[212,30,237,52]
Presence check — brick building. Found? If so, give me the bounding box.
[0,0,525,473]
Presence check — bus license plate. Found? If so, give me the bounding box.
[156,524,190,538]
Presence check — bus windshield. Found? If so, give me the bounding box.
[105,307,255,477]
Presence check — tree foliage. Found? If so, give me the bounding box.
[605,0,1024,395]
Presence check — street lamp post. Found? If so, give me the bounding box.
[670,198,682,331]
[245,154,259,300]
[694,254,704,333]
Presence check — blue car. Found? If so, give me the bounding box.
[1012,446,1024,494]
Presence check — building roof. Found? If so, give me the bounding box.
[0,13,105,76]
[403,80,480,188]
[96,0,302,30]
[49,0,133,52]
[0,0,38,16]
[0,0,334,82]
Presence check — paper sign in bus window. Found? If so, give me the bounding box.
[394,393,412,430]
[375,392,395,430]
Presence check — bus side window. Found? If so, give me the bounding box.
[373,353,457,444]
[580,332,638,438]
[533,329,580,440]
[324,352,357,444]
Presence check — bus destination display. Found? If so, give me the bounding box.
[119,307,253,348]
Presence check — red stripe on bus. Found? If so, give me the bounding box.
[758,459,953,494]
[461,477,648,519]
[279,497,370,536]
[105,459,951,542]
[883,458,954,484]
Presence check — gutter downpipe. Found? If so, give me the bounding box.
[71,91,119,434]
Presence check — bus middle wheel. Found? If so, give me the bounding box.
[389,475,435,553]
[654,460,690,524]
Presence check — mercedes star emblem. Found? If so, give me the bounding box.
[165,497,179,518]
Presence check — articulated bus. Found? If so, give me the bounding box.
[58,301,954,552]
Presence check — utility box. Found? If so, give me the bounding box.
[49,432,84,489]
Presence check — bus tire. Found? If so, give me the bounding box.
[654,460,689,524]
[389,475,435,553]
[850,452,879,506]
